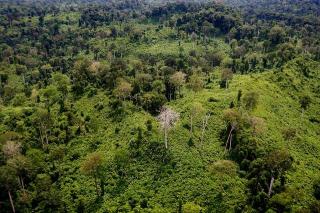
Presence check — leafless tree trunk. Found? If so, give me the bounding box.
[158,107,179,149]
[18,176,25,191]
[8,190,15,213]
[39,122,49,146]
[268,176,275,196]
[39,128,45,149]
[200,114,210,144]
[190,116,193,135]
[225,126,234,151]
[94,173,99,196]
[229,134,233,150]
[22,74,25,84]
[45,130,49,145]
[164,127,168,149]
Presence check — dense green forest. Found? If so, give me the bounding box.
[0,0,319,212]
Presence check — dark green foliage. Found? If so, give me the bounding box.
[145,120,153,132]
[108,99,125,121]
[208,97,219,103]
[309,201,320,213]
[140,92,166,115]
[314,180,320,200]
[31,174,64,212]
[223,107,293,211]
[187,137,194,147]
[220,69,233,89]
[300,95,311,110]
[237,90,242,103]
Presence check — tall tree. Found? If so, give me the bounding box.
[170,71,186,98]
[157,107,180,149]
[265,150,293,196]
[51,72,70,100]
[81,152,104,196]
[32,108,52,148]
[221,68,233,89]
[200,113,211,144]
[188,74,204,92]
[113,78,133,101]
[0,165,18,213]
[223,109,242,151]
[268,25,286,45]
[2,141,21,159]
[7,155,32,193]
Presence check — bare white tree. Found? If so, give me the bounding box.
[200,113,211,144]
[157,107,180,149]
[223,109,241,152]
